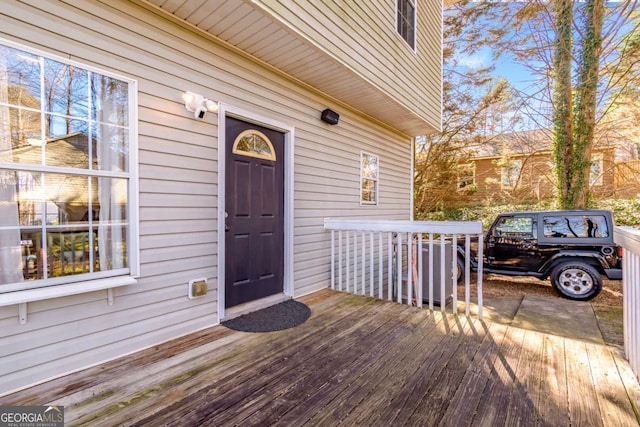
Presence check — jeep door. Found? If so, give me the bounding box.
[486,214,541,271]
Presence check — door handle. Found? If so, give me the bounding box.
[225,224,230,232]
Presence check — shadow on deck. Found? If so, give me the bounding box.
[2,288,639,426]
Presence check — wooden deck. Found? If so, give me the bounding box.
[2,289,640,426]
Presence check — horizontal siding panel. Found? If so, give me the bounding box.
[141,231,217,249]
[140,220,217,235]
[139,165,217,182]
[143,243,216,264]
[138,122,218,152]
[2,288,215,360]
[139,206,215,221]
[2,307,218,394]
[0,0,414,394]
[139,193,216,208]
[139,150,215,171]
[139,180,216,195]
[139,255,216,277]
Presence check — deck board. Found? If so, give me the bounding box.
[539,334,570,426]
[436,320,509,426]
[1,288,639,426]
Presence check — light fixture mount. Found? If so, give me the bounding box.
[183,91,217,119]
[321,108,339,125]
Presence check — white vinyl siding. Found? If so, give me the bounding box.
[0,0,413,395]
[253,0,442,132]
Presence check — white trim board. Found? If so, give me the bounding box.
[217,103,295,321]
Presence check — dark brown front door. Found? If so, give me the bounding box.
[225,116,284,308]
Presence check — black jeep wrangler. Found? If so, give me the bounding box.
[459,209,622,301]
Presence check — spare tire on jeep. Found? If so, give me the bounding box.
[550,261,602,301]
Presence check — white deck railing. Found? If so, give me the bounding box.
[614,226,640,381]
[324,219,484,318]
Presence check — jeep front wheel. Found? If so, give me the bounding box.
[550,262,602,301]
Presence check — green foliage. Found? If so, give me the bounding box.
[417,198,640,229]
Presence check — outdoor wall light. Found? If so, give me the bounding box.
[183,91,217,119]
[321,108,339,125]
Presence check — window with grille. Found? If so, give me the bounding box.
[397,0,416,50]
[0,41,138,293]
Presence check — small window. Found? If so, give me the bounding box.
[361,152,379,205]
[501,160,522,189]
[457,163,475,190]
[397,0,416,50]
[543,215,609,238]
[232,130,276,161]
[590,153,603,186]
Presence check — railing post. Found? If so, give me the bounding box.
[338,231,343,292]
[407,232,413,305]
[387,233,393,301]
[330,230,335,290]
[417,234,423,308]
[396,232,403,304]
[346,231,350,293]
[477,233,484,319]
[452,234,457,315]
[378,233,383,299]
[439,234,445,312]
[428,233,434,311]
[361,231,367,295]
[369,232,374,297]
[464,234,471,317]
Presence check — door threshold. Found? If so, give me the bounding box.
[223,293,290,321]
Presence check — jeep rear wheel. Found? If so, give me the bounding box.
[550,262,602,301]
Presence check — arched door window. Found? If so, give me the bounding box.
[232,130,276,161]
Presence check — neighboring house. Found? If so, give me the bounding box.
[0,0,444,395]
[451,129,636,206]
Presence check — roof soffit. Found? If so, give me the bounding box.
[141,0,437,136]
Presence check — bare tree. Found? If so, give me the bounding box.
[435,0,640,209]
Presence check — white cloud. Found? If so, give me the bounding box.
[457,51,489,69]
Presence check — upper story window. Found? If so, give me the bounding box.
[0,41,138,293]
[397,0,416,50]
[361,152,379,205]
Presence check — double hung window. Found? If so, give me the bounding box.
[397,0,416,50]
[501,160,522,189]
[0,41,137,293]
[590,153,603,186]
[361,152,379,205]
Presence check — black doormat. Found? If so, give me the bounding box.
[222,300,311,333]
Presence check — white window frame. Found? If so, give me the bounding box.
[0,39,139,309]
[457,162,476,190]
[590,152,604,186]
[501,159,522,189]
[396,0,417,51]
[360,151,379,205]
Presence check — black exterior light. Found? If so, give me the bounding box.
[321,108,339,125]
